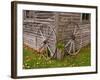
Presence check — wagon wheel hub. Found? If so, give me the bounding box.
[43,39,48,44]
[71,34,76,40]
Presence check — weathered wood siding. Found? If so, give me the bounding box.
[23,11,57,54]
[80,24,90,47]
[23,10,90,51]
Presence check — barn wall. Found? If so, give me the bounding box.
[23,10,90,50]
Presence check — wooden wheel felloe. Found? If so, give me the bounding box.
[64,22,82,55]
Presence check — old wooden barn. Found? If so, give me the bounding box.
[23,10,90,58]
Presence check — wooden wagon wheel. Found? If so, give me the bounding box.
[64,22,82,55]
[37,23,56,59]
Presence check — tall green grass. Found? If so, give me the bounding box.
[23,45,91,69]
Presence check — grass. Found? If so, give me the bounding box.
[23,45,91,69]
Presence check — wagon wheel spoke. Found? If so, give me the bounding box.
[66,40,79,55]
[38,40,50,59]
[46,30,54,40]
[46,43,54,57]
[64,40,71,54]
[73,25,77,35]
[38,29,47,51]
[46,25,56,42]
[74,29,80,35]
[67,40,75,54]
[72,40,75,54]
[42,49,49,59]
[65,40,71,48]
[38,43,46,52]
[39,29,46,40]
[68,40,73,53]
